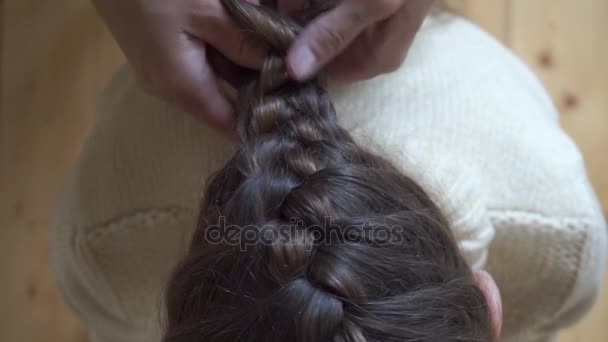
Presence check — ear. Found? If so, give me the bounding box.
[474,270,503,339]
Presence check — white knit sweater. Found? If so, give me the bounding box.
[52,14,607,342]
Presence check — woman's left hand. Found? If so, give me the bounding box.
[281,0,435,84]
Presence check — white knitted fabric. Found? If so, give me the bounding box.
[51,14,607,342]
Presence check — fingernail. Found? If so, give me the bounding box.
[290,47,317,80]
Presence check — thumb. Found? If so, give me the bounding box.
[167,38,236,134]
[287,0,398,80]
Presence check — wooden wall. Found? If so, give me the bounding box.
[1,1,123,341]
[0,0,606,341]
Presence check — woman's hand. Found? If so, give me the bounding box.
[93,0,432,132]
[282,0,435,84]
[92,0,265,133]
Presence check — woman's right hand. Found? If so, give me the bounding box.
[282,0,434,84]
[92,0,265,134]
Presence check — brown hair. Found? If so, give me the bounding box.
[163,1,492,341]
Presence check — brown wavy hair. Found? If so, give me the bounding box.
[163,1,493,341]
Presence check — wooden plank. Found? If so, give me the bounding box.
[509,0,608,214]
[463,0,511,43]
[0,0,123,341]
[508,1,608,341]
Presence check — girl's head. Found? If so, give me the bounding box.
[163,0,501,341]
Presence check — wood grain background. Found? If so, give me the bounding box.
[1,0,606,341]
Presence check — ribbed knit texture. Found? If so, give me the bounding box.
[51,14,607,342]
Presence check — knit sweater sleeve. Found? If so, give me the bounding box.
[487,209,607,341]
[551,210,607,332]
[51,65,232,341]
[52,208,196,342]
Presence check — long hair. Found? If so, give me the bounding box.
[163,1,493,341]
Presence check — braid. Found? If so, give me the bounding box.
[163,1,493,341]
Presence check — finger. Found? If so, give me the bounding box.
[207,46,257,88]
[186,0,266,70]
[169,37,236,134]
[287,0,401,80]
[327,0,433,83]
